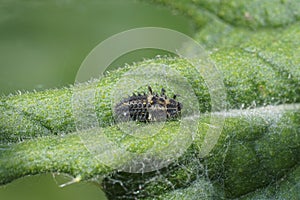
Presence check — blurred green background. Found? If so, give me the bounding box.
[0,0,193,199]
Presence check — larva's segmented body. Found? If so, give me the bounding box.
[114,86,182,122]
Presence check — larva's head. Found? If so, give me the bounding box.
[165,97,182,118]
[148,86,182,119]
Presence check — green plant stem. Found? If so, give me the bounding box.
[1,104,299,199]
[102,104,300,199]
[1,1,300,199]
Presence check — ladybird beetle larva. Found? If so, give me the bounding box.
[114,86,182,122]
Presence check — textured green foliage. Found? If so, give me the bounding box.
[145,0,300,199]
[155,165,300,200]
[194,0,300,28]
[1,0,300,200]
[1,105,299,199]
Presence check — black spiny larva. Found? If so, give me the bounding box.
[114,86,182,122]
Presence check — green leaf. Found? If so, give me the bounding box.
[1,0,300,199]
